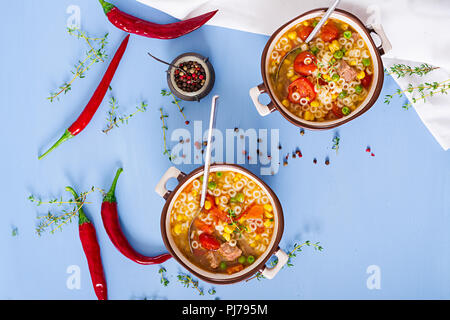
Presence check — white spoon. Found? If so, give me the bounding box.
[189,95,219,252]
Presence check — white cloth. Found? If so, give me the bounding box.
[137,0,450,149]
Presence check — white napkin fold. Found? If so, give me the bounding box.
[137,0,450,149]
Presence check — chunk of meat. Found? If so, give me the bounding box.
[218,242,242,261]
[205,251,221,268]
[337,61,357,82]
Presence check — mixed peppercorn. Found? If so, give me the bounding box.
[174,61,206,92]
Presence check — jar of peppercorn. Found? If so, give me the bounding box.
[167,52,215,102]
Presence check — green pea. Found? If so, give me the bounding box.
[247,256,255,264]
[208,181,217,190]
[238,256,246,264]
[362,58,371,67]
[355,85,363,94]
[338,90,348,99]
[342,106,351,116]
[219,262,227,270]
[333,50,344,59]
[311,46,319,55]
[343,31,352,39]
[332,74,340,82]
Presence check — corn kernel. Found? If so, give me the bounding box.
[349,59,357,66]
[357,71,366,79]
[287,31,297,40]
[250,242,257,248]
[174,224,182,235]
[342,23,349,30]
[264,211,274,219]
[282,99,290,107]
[224,225,234,234]
[204,201,212,210]
[263,204,273,212]
[332,94,337,100]
[303,21,309,26]
[304,111,314,121]
[176,214,184,222]
[286,70,294,78]
[323,74,330,81]
[264,220,272,228]
[192,190,198,196]
[215,197,220,205]
[255,235,261,241]
[290,75,300,82]
[233,177,239,182]
[223,232,231,241]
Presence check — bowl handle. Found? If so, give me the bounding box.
[249,83,276,117]
[367,24,392,56]
[155,166,186,200]
[260,247,289,280]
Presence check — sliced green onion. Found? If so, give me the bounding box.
[355,85,363,94]
[332,74,340,82]
[338,90,348,99]
[343,31,352,39]
[362,58,371,67]
[208,181,217,190]
[238,256,246,264]
[311,46,319,55]
[333,50,344,59]
[342,106,351,115]
[247,256,255,264]
[216,172,223,177]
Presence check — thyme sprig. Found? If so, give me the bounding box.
[102,96,148,134]
[332,136,340,154]
[161,89,189,123]
[30,187,104,236]
[48,27,108,102]
[246,240,323,282]
[387,63,439,78]
[159,267,169,287]
[177,274,204,296]
[160,108,175,161]
[385,79,450,109]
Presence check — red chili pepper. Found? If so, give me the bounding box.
[99,0,218,40]
[38,34,130,160]
[101,168,172,265]
[66,186,107,300]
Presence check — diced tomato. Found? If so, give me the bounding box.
[297,25,314,41]
[255,226,265,234]
[194,219,215,234]
[361,74,372,88]
[243,205,264,220]
[287,77,316,103]
[294,51,317,76]
[199,233,220,251]
[331,103,344,118]
[210,207,232,223]
[226,264,244,275]
[320,23,339,42]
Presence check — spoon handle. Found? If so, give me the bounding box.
[199,95,219,207]
[305,0,341,43]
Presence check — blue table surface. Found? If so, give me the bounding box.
[2,0,450,300]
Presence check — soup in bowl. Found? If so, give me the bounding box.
[250,8,391,129]
[156,164,288,284]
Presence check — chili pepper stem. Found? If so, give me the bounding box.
[65,186,90,225]
[38,130,74,160]
[104,168,123,203]
[99,0,115,14]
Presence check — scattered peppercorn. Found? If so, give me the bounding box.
[300,129,305,136]
[313,158,317,164]
[185,120,190,125]
[325,158,330,165]
[371,153,375,157]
